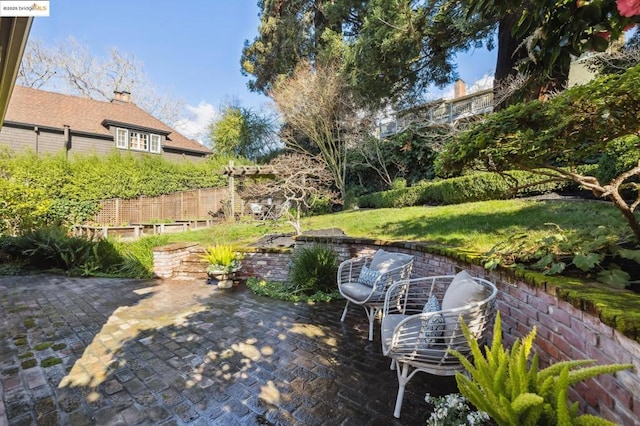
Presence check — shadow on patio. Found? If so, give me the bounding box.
[0,275,457,425]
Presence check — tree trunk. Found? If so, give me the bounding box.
[494,8,571,108]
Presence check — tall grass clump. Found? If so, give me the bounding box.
[288,245,338,294]
[115,235,170,278]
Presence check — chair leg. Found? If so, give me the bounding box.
[390,359,396,370]
[364,306,379,341]
[340,300,349,322]
[394,362,411,418]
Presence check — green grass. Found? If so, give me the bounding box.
[162,199,631,253]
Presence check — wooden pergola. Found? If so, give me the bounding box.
[221,161,279,218]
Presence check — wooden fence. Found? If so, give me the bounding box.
[92,187,233,225]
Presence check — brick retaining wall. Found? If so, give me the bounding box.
[153,237,640,424]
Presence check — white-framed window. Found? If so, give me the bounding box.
[115,127,161,153]
[129,131,149,151]
[116,128,128,149]
[150,134,161,153]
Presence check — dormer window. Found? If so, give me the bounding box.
[115,127,162,153]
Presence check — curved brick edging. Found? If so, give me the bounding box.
[153,236,640,424]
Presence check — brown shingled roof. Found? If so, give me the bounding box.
[4,86,210,154]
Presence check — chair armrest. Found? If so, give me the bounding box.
[337,256,372,285]
[383,276,453,318]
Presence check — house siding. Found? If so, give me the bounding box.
[0,123,206,161]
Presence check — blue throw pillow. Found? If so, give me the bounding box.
[422,295,445,347]
[357,265,381,289]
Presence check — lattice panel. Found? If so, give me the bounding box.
[91,187,230,225]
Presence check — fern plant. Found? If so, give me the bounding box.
[451,311,633,426]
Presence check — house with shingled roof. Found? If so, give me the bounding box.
[0,86,211,161]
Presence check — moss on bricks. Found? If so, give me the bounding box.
[3,367,19,376]
[34,342,52,351]
[13,338,27,346]
[23,318,36,329]
[21,359,37,369]
[52,343,67,351]
[18,352,34,359]
[40,357,62,368]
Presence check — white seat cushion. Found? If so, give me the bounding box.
[340,281,375,302]
[382,314,451,361]
[381,314,411,352]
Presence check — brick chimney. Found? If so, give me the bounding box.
[454,79,466,98]
[112,90,131,103]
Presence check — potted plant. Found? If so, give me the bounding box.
[200,244,244,288]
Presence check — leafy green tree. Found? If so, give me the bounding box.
[436,63,640,241]
[208,101,278,160]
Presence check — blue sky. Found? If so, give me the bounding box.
[29,0,497,140]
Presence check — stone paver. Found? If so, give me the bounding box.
[0,275,457,425]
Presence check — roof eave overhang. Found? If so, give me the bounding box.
[0,17,33,127]
[102,119,171,136]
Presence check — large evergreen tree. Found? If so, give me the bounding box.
[242,0,640,107]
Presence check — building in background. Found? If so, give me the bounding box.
[0,86,211,161]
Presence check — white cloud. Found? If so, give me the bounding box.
[468,73,494,92]
[174,101,219,144]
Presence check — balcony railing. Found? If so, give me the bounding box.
[379,89,494,138]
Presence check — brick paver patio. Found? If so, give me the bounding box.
[0,275,456,425]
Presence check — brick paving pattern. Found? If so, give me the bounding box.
[0,275,456,425]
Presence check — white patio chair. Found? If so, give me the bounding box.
[338,249,414,341]
[248,203,264,220]
[381,270,498,418]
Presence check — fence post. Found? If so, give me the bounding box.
[229,160,235,218]
[115,199,120,225]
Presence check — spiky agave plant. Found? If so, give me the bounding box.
[451,312,633,426]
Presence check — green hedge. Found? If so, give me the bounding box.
[356,168,595,209]
[0,150,237,231]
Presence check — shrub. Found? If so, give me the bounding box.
[288,245,338,295]
[357,169,585,209]
[0,178,52,234]
[595,134,640,184]
[391,177,407,190]
[453,312,633,426]
[0,226,128,275]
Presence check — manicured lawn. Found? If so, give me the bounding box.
[166,199,632,253]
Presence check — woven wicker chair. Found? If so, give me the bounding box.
[338,249,414,341]
[381,272,498,418]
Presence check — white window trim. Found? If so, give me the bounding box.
[116,128,128,149]
[116,128,162,154]
[129,131,149,151]
[150,134,161,153]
